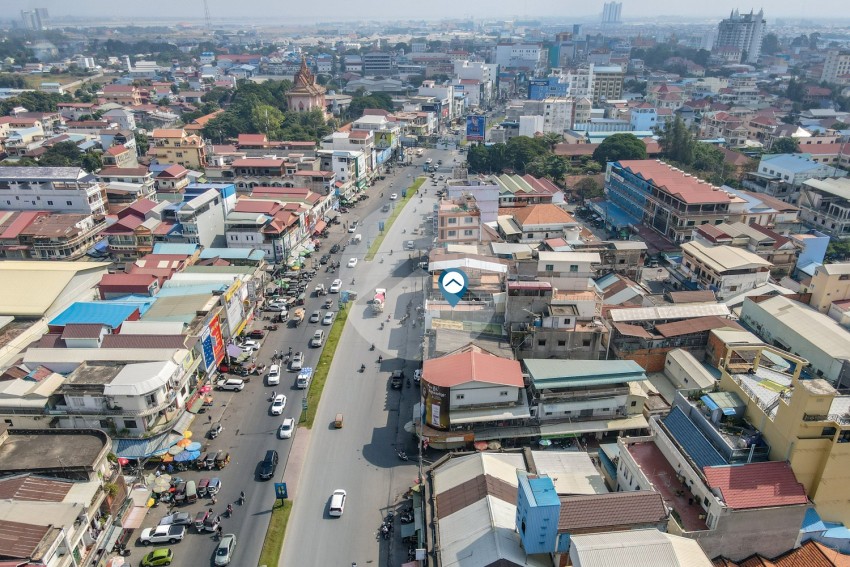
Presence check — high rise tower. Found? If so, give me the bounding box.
[715,8,766,65]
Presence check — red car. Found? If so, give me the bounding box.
[248,330,265,339]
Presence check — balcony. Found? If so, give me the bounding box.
[53,392,177,417]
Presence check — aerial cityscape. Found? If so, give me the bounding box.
[3,2,850,567]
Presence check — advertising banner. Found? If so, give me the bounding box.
[201,315,225,372]
[466,115,485,141]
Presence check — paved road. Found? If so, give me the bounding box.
[281,146,455,567]
[128,161,426,567]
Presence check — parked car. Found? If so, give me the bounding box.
[330,244,341,254]
[208,422,223,439]
[389,193,398,200]
[270,394,287,416]
[329,279,343,293]
[141,549,174,567]
[140,525,186,545]
[348,222,358,233]
[322,311,334,325]
[290,352,304,371]
[158,512,192,527]
[309,310,321,323]
[320,254,331,265]
[279,417,295,439]
[241,340,260,353]
[216,378,245,392]
[413,369,422,385]
[247,330,265,339]
[214,534,236,566]
[347,258,358,268]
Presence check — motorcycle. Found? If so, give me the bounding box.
[396,449,409,461]
[400,513,414,524]
[370,344,375,351]
[380,322,384,330]
[360,364,366,373]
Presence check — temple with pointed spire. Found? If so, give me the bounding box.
[286,56,328,118]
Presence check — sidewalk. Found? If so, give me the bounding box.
[282,424,312,499]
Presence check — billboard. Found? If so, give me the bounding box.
[374,131,393,149]
[466,115,486,142]
[423,381,450,430]
[200,315,225,372]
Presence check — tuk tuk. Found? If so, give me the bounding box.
[184,480,198,505]
[208,477,222,496]
[334,413,344,428]
[197,478,210,497]
[194,510,209,532]
[296,293,306,306]
[197,453,209,470]
[214,451,230,470]
[173,482,187,504]
[203,453,217,470]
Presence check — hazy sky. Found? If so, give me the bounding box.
[15,0,850,22]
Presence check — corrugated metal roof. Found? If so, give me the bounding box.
[655,316,742,338]
[49,302,138,329]
[525,359,647,387]
[570,529,713,567]
[610,303,730,323]
[558,491,667,530]
[703,462,808,510]
[661,407,727,469]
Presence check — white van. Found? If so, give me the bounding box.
[329,489,347,517]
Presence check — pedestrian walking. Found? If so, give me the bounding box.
[207,414,212,423]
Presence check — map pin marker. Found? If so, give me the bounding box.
[439,268,468,308]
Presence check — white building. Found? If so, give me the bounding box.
[715,9,766,65]
[176,189,228,248]
[0,167,106,216]
[495,43,546,71]
[821,50,850,84]
[519,115,544,137]
[542,97,573,134]
[678,241,772,300]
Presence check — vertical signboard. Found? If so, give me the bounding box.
[466,115,486,142]
[201,315,225,372]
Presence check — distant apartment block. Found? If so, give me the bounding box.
[0,167,106,216]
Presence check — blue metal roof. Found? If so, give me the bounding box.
[700,395,736,416]
[761,154,821,174]
[662,407,727,469]
[49,302,139,328]
[113,432,182,459]
[152,242,199,255]
[528,475,560,506]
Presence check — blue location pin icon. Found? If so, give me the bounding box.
[439,268,468,308]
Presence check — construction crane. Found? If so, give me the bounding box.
[203,0,212,31]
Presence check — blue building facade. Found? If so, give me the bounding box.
[604,161,649,226]
[528,76,570,100]
[516,470,561,554]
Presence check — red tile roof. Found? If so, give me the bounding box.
[703,461,808,510]
[558,491,668,530]
[655,315,742,338]
[237,133,268,146]
[423,345,522,388]
[157,164,188,178]
[616,160,732,205]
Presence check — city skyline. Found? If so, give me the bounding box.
[11,0,850,23]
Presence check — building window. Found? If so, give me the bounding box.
[631,401,637,407]
[569,265,578,272]
[537,339,546,346]
[527,233,534,239]
[66,201,72,206]
[448,218,457,224]
[123,419,138,429]
[448,230,456,236]
[47,200,53,205]
[456,394,465,400]
[500,391,509,396]
[544,264,554,272]
[558,340,566,346]
[582,339,591,347]
[464,230,474,236]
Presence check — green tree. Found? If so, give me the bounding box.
[786,78,805,103]
[592,133,647,166]
[770,137,801,154]
[573,177,603,202]
[39,141,84,167]
[504,136,547,173]
[251,104,286,136]
[81,152,102,173]
[486,143,508,173]
[762,33,780,55]
[656,117,695,165]
[134,132,150,155]
[467,143,490,173]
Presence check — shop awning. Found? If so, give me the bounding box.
[313,220,327,234]
[122,506,148,529]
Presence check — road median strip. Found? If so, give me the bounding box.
[303,303,349,428]
[258,499,292,566]
[364,176,426,261]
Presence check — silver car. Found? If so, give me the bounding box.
[214,533,236,566]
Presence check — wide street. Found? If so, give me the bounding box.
[281,146,456,567]
[130,145,455,567]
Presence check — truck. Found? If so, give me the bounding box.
[371,288,386,314]
[290,307,305,327]
[296,367,313,389]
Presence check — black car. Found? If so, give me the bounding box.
[330,244,341,254]
[259,449,279,480]
[391,370,405,389]
[319,254,331,265]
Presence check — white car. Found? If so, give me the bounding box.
[389,193,398,200]
[290,351,304,371]
[267,364,281,386]
[347,258,358,268]
[309,310,321,323]
[322,312,334,325]
[414,369,422,384]
[139,524,186,545]
[348,222,357,233]
[329,489,347,517]
[329,279,342,293]
[270,394,287,415]
[216,378,245,391]
[278,417,295,439]
[241,339,260,353]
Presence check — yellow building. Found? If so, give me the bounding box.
[150,128,207,170]
[809,262,850,313]
[719,344,850,524]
